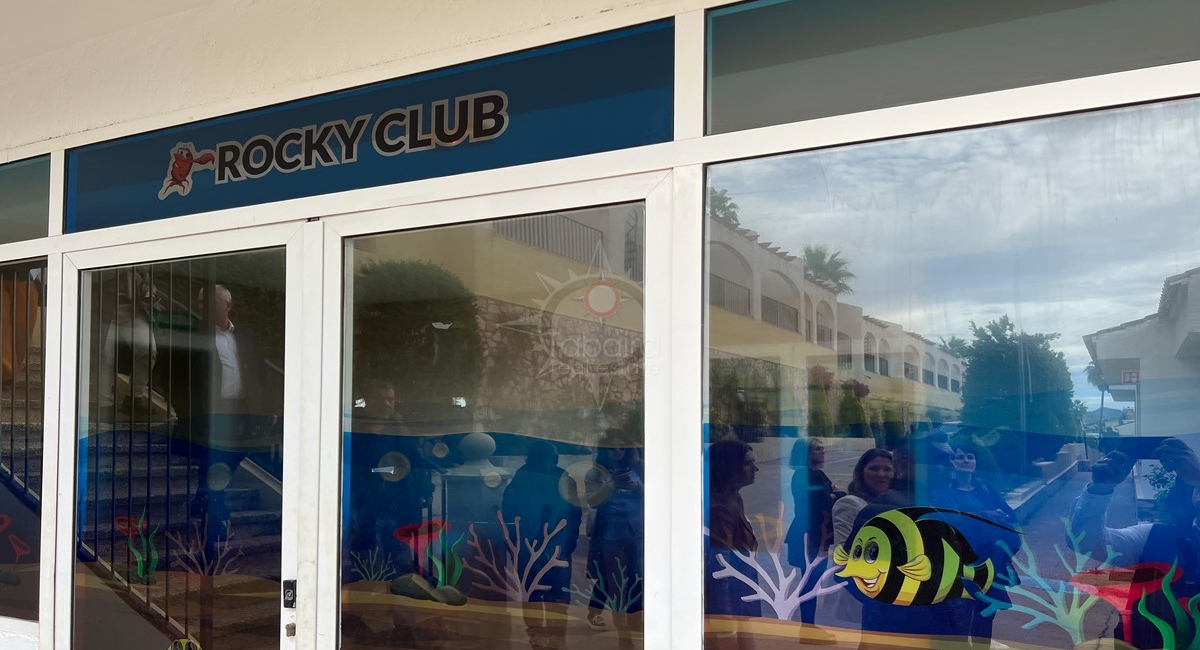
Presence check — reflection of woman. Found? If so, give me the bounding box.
[503,440,581,650]
[705,439,759,650]
[832,449,894,547]
[948,442,1017,650]
[586,429,645,637]
[785,438,841,636]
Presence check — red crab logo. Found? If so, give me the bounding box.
[157,142,216,200]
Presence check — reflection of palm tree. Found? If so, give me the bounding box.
[802,245,856,295]
[1084,361,1109,432]
[707,187,740,226]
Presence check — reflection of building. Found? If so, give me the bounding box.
[708,219,962,431]
[1085,267,1200,437]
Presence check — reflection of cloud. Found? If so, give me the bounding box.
[710,98,1200,407]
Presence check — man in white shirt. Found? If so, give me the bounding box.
[190,284,277,547]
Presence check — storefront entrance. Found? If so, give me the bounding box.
[65,223,303,650]
[63,172,677,650]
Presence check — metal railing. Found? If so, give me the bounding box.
[79,261,285,647]
[709,274,752,316]
[0,261,46,506]
[761,296,798,331]
[495,214,607,270]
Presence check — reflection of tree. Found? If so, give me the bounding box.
[1072,399,1089,433]
[707,187,740,227]
[960,316,1078,473]
[1085,361,1110,433]
[838,380,869,437]
[351,261,483,420]
[939,335,971,359]
[807,365,834,438]
[709,357,779,442]
[802,245,856,295]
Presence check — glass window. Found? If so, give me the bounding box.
[74,250,286,649]
[0,259,46,620]
[0,156,50,244]
[341,205,646,650]
[707,0,1200,134]
[704,97,1200,649]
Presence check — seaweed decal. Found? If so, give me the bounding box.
[115,508,160,581]
[1073,562,1178,646]
[1133,561,1200,649]
[427,528,466,588]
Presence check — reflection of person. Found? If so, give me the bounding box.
[502,441,582,650]
[98,267,159,414]
[189,285,277,546]
[345,379,435,583]
[849,435,967,648]
[785,438,841,641]
[1068,439,1200,648]
[832,449,893,547]
[355,378,400,433]
[705,439,759,650]
[585,429,645,636]
[947,442,1018,649]
[788,438,840,560]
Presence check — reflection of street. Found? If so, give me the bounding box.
[737,449,1141,648]
[740,448,859,520]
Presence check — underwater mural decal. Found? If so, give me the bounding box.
[833,507,1019,606]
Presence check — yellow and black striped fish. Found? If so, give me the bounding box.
[833,506,1013,606]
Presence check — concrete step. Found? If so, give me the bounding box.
[0,397,42,411]
[83,485,260,514]
[82,532,282,582]
[83,509,281,542]
[0,403,43,426]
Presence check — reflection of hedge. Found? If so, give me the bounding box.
[882,407,907,448]
[351,261,483,419]
[709,357,781,442]
[838,381,869,437]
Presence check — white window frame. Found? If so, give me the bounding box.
[0,3,1193,648]
[53,222,311,650]
[317,170,693,650]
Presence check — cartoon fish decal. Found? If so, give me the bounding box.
[833,507,1016,606]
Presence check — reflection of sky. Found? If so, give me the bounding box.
[709,98,1200,408]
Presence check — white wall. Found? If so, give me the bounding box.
[1,0,690,157]
[0,618,36,649]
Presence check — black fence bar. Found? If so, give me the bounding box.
[708,274,752,317]
[761,296,799,331]
[495,214,606,272]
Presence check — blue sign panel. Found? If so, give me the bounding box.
[65,21,673,232]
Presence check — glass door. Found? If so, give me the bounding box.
[321,173,677,650]
[63,223,307,650]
